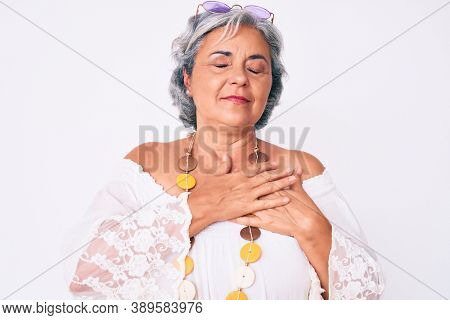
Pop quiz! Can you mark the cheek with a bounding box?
[192,70,224,97]
[254,78,272,103]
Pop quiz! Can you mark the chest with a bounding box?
[184,220,312,299]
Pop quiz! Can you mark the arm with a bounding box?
[62,161,192,299]
[306,224,386,300]
[293,217,331,300]
[188,198,217,238]
[298,152,385,300]
[294,151,331,299]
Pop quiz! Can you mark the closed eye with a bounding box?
[248,68,261,74]
[214,64,262,74]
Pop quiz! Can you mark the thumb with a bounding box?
[215,153,232,175]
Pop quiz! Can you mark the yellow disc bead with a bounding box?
[226,290,248,300]
[176,173,196,190]
[240,242,262,263]
[185,255,194,276]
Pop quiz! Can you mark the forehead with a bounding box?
[198,25,271,57]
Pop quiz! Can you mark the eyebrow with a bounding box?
[209,50,269,63]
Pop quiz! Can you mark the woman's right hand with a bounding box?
[187,155,298,237]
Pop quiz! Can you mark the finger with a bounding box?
[251,196,290,213]
[251,175,298,198]
[281,189,323,213]
[283,171,303,192]
[248,165,295,189]
[289,176,303,192]
[231,214,262,227]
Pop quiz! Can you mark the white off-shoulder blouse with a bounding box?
[61,158,385,300]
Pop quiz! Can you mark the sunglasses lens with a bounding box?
[203,1,231,13]
[244,5,271,20]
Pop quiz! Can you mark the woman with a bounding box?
[62,3,385,300]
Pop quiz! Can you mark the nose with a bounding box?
[227,65,249,87]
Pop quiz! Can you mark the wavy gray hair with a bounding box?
[169,9,287,130]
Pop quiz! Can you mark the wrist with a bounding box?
[187,197,217,238]
[292,218,332,246]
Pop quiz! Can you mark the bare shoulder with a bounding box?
[259,139,325,182]
[123,139,188,174]
[123,141,161,168]
[292,150,326,181]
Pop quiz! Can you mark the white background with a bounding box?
[0,0,448,299]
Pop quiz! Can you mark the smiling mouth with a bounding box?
[222,96,250,104]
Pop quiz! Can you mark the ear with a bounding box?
[182,67,192,93]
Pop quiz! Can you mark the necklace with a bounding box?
[176,129,269,300]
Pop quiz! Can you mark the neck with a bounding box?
[191,125,258,173]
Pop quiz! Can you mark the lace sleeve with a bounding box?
[63,177,192,300]
[307,225,386,300]
[303,170,386,300]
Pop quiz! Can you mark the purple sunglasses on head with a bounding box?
[196,1,274,23]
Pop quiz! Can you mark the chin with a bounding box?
[219,115,255,128]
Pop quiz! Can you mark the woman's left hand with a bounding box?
[230,172,332,246]
[230,170,333,299]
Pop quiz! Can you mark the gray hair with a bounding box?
[169,9,288,130]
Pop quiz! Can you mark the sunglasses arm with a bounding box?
[195,3,202,17]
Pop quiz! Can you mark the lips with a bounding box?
[222,95,250,104]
